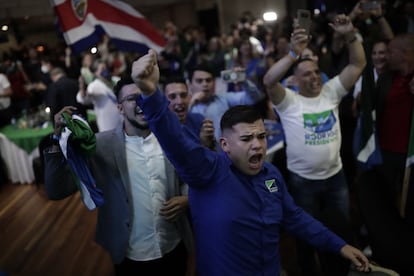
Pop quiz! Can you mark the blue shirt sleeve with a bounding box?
[137,90,220,187]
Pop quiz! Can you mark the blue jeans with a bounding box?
[288,169,352,276]
[288,169,350,221]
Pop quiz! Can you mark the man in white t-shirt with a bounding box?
[263,14,366,276]
[76,59,122,132]
[0,73,12,127]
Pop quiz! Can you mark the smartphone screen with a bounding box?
[360,1,379,11]
[297,9,311,34]
[220,69,246,83]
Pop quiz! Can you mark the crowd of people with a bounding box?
[1,0,413,275]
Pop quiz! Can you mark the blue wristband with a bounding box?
[289,50,299,60]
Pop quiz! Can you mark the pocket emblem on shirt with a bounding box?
[265,179,278,193]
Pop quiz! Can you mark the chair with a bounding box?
[32,133,53,186]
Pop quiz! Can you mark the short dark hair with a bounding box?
[163,75,187,88]
[113,76,134,101]
[220,105,263,132]
[188,63,215,81]
[292,57,315,74]
[372,39,389,48]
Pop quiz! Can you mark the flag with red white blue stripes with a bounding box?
[59,112,103,211]
[50,0,166,54]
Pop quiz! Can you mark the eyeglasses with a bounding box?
[118,94,138,104]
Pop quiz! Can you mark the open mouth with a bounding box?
[174,106,185,113]
[248,153,263,169]
[174,106,186,118]
[135,106,144,115]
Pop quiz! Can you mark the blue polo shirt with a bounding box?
[138,90,346,276]
[189,80,264,140]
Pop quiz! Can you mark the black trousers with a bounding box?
[115,241,187,276]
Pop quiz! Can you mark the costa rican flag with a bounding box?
[50,0,166,53]
[59,112,103,211]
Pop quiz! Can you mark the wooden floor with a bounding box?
[0,182,302,276]
[0,182,114,276]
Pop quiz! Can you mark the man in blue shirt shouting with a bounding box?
[131,49,370,276]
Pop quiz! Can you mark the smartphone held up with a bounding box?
[359,1,380,12]
[297,9,312,35]
[221,69,246,83]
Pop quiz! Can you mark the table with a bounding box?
[0,123,53,184]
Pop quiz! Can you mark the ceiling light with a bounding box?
[263,11,277,22]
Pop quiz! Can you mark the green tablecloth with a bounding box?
[0,123,54,154]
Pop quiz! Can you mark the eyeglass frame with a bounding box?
[118,94,139,104]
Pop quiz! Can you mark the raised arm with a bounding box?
[370,4,394,40]
[263,28,308,105]
[132,50,219,187]
[349,1,394,41]
[131,49,160,96]
[44,106,79,200]
[76,76,93,105]
[330,14,367,91]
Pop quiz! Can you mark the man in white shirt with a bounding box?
[264,14,366,276]
[45,76,194,275]
[76,59,122,132]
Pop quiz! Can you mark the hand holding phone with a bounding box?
[359,1,380,12]
[297,9,312,34]
[221,69,246,83]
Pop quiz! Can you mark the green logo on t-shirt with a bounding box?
[303,110,338,145]
[265,179,278,192]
